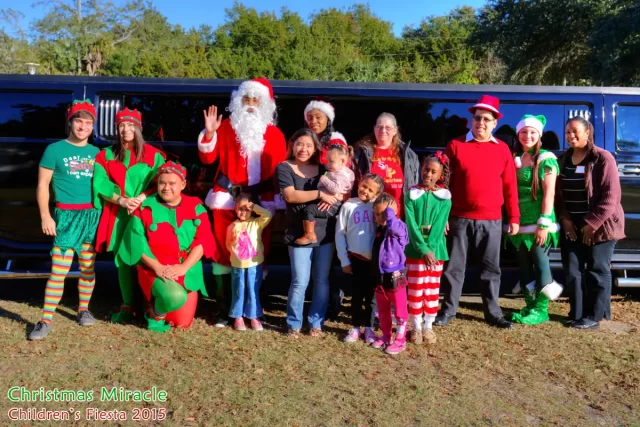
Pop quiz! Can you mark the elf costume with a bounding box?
[92,108,166,322]
[507,115,563,325]
[117,162,214,332]
[28,100,101,340]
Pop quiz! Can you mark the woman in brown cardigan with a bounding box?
[556,116,625,330]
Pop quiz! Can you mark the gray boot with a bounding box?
[77,310,96,326]
[28,321,52,340]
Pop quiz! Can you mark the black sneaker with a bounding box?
[28,321,52,340]
[77,310,96,326]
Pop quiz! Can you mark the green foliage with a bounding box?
[2,0,639,86]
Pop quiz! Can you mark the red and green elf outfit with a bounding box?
[117,162,215,332]
[92,108,166,322]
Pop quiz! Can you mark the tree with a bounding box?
[32,0,145,75]
[401,7,479,84]
[0,9,37,74]
[589,0,640,86]
[476,0,608,85]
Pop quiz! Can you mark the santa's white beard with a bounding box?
[230,104,269,157]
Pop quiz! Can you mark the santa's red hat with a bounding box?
[67,99,96,121]
[116,108,143,129]
[237,77,274,102]
[157,160,187,181]
[328,132,347,147]
[469,94,503,119]
[304,100,335,123]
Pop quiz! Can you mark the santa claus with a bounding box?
[197,78,287,327]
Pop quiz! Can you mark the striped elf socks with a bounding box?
[41,247,74,323]
[77,243,96,311]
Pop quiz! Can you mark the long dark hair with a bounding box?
[318,119,335,148]
[286,128,321,164]
[113,125,146,163]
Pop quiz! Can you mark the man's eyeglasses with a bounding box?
[375,125,395,132]
[473,115,495,124]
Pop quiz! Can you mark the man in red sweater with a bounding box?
[435,95,520,329]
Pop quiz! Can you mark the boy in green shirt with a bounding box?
[28,100,101,340]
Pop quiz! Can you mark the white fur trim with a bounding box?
[261,200,276,215]
[537,217,553,227]
[514,156,523,169]
[329,131,346,145]
[205,190,235,210]
[409,187,425,200]
[505,223,560,234]
[197,129,217,153]
[246,149,261,186]
[304,100,335,123]
[432,188,451,200]
[537,151,557,163]
[516,117,544,136]
[237,80,272,102]
[541,281,563,301]
[274,194,286,210]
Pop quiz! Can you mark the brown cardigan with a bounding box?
[555,146,625,243]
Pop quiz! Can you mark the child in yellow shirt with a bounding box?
[225,192,273,331]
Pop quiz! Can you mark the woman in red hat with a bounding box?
[93,107,166,323]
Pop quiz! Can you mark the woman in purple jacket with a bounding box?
[556,116,625,330]
[370,193,409,355]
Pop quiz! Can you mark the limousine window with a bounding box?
[0,92,69,139]
[616,104,640,152]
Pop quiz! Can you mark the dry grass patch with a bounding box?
[1,294,639,426]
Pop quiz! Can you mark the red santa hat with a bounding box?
[67,99,96,121]
[304,100,335,124]
[116,108,143,130]
[236,78,274,103]
[328,131,347,147]
[469,94,503,119]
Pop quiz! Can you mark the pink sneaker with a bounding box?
[385,322,407,355]
[343,328,360,343]
[371,334,391,349]
[250,318,263,331]
[364,327,376,344]
[233,318,247,331]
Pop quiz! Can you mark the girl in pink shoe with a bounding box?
[225,192,273,331]
[370,193,409,355]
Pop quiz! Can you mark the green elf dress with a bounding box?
[93,144,166,322]
[117,194,214,332]
[507,148,561,324]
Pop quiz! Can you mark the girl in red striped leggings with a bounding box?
[404,151,451,345]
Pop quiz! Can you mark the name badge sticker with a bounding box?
[575,165,585,174]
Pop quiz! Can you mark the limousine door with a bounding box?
[604,95,640,252]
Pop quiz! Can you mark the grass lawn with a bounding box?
[1,292,639,426]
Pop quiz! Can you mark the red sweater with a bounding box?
[444,134,520,223]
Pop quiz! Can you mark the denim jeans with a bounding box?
[286,243,335,330]
[229,264,263,319]
[561,236,616,321]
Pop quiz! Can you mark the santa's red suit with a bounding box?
[197,79,287,270]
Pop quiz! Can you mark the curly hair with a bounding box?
[422,154,450,189]
[373,192,395,207]
[317,119,335,148]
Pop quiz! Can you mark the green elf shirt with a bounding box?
[507,149,560,250]
[404,186,452,261]
[39,140,100,205]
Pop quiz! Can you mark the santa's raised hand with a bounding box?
[203,105,223,139]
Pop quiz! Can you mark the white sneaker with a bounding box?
[214,318,229,328]
[343,328,360,343]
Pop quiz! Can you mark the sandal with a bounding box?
[287,329,300,339]
[309,328,323,337]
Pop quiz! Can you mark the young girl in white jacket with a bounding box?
[335,173,384,343]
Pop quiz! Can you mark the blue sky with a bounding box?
[1,0,486,36]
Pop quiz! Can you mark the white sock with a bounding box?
[424,315,435,330]
[410,314,422,330]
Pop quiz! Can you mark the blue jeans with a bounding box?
[229,264,263,319]
[286,243,335,330]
